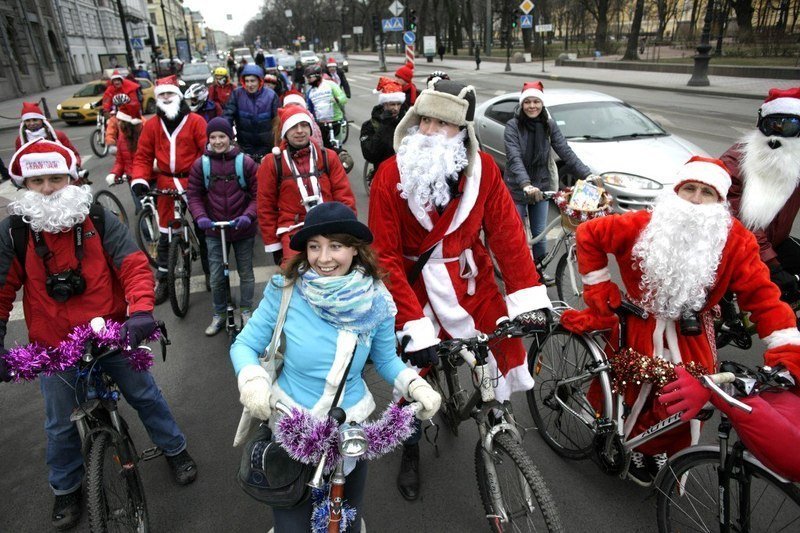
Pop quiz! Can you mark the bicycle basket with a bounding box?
[554,187,612,233]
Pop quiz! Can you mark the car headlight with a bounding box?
[56,104,62,111]
[82,102,93,110]
[601,172,663,190]
[343,60,348,67]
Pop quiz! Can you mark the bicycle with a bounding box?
[95,174,129,228]
[135,190,161,267]
[211,220,241,344]
[655,362,800,532]
[90,104,109,158]
[164,191,202,318]
[421,317,564,532]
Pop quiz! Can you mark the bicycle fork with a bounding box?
[219,225,237,334]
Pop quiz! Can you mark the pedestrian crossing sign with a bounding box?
[382,17,405,32]
[520,15,533,29]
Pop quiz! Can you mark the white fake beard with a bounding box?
[8,184,93,233]
[396,127,468,217]
[739,129,800,230]
[25,127,48,140]
[632,192,732,320]
[156,97,181,120]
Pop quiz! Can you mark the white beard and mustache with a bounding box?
[156,96,182,120]
[396,127,469,217]
[739,129,800,230]
[8,184,94,233]
[632,192,732,320]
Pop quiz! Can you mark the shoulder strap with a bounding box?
[234,153,246,190]
[89,203,105,240]
[202,155,211,189]
[331,344,357,410]
[9,215,28,270]
[263,283,293,362]
[320,146,329,175]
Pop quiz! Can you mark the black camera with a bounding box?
[46,269,86,303]
[679,309,702,336]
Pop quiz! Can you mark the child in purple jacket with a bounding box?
[187,117,260,336]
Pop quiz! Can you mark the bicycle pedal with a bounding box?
[140,447,163,461]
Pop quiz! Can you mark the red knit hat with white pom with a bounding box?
[673,156,731,201]
[760,87,800,117]
[9,139,79,187]
[394,63,414,84]
[374,77,405,104]
[519,81,545,105]
[278,105,312,139]
[327,57,337,67]
[281,90,307,108]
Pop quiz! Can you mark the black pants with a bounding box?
[776,237,800,277]
[318,121,341,150]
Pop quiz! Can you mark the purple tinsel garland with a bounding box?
[274,403,417,470]
[1,320,159,382]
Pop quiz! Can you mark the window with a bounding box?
[6,17,28,75]
[485,99,517,125]
[150,13,157,25]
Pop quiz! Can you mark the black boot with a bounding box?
[154,279,168,305]
[397,443,420,501]
[52,488,82,530]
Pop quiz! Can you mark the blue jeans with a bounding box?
[516,201,549,262]
[40,352,186,494]
[206,235,255,315]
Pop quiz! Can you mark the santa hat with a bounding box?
[374,77,405,105]
[116,102,143,125]
[281,90,307,108]
[395,63,414,84]
[673,156,731,201]
[110,69,125,81]
[327,57,337,67]
[154,75,180,96]
[278,105,312,139]
[394,78,479,175]
[760,87,800,117]
[264,73,278,84]
[20,102,46,121]
[9,139,79,187]
[519,81,545,105]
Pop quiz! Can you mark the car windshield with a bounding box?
[75,84,105,97]
[300,51,315,57]
[183,64,209,75]
[550,101,666,140]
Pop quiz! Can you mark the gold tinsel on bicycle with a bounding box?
[609,347,706,396]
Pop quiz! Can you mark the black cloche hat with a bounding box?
[289,202,373,251]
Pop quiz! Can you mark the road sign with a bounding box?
[130,37,144,50]
[342,34,352,39]
[519,0,534,14]
[403,31,416,44]
[353,26,363,35]
[535,23,553,32]
[388,0,404,16]
[382,17,404,32]
[520,15,533,29]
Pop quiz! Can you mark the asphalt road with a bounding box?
[0,60,778,532]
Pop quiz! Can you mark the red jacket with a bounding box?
[102,79,141,113]
[131,112,207,183]
[208,83,234,108]
[16,128,82,167]
[0,210,154,347]
[257,142,356,253]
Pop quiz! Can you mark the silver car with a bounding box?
[474,89,707,211]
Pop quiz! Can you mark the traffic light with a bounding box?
[372,14,381,34]
[512,9,521,28]
[409,9,417,31]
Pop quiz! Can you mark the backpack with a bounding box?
[202,153,246,191]
[9,203,106,270]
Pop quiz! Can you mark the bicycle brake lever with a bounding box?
[157,321,170,362]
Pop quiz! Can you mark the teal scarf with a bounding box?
[297,268,397,335]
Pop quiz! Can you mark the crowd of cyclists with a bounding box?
[0,46,799,532]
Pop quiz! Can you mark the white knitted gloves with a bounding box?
[407,378,442,420]
[237,365,272,421]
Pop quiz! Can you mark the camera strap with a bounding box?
[31,223,84,274]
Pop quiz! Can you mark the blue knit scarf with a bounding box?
[298,268,397,335]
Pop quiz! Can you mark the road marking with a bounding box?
[83,155,93,163]
[349,122,361,131]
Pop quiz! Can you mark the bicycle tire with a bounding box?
[475,432,564,532]
[94,190,129,228]
[362,161,374,196]
[527,329,603,459]
[135,208,159,268]
[86,432,150,532]
[340,120,349,144]
[555,252,585,310]
[655,449,800,533]
[91,129,108,158]
[167,235,192,317]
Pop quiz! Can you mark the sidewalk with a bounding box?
[0,83,85,132]
[349,53,794,100]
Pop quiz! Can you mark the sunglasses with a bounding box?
[758,114,800,138]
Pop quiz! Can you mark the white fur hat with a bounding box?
[673,156,731,201]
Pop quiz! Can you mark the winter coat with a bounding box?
[0,209,154,347]
[16,127,82,167]
[187,145,259,241]
[109,118,145,178]
[503,111,591,203]
[306,80,347,123]
[272,108,324,149]
[102,78,141,113]
[223,86,279,158]
[360,104,403,166]
[208,82,234,108]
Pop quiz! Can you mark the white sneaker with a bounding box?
[241,309,252,326]
[205,315,224,336]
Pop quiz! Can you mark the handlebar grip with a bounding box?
[615,301,648,320]
[708,372,736,385]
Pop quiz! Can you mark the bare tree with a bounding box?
[732,0,755,42]
[623,0,646,59]
[653,0,680,40]
[580,0,612,51]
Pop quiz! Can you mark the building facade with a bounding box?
[146,0,184,61]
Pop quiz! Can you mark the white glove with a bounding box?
[237,365,272,421]
[105,173,117,186]
[407,378,441,420]
[108,145,118,155]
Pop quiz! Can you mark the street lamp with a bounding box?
[687,0,714,87]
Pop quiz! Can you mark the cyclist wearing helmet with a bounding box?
[105,95,146,211]
[305,65,347,150]
[224,64,279,162]
[185,83,222,123]
[425,70,450,84]
[102,69,141,114]
[104,93,134,155]
[208,67,234,108]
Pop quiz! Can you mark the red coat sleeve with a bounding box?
[102,85,114,112]
[131,119,158,184]
[256,154,281,252]
[575,211,647,276]
[325,148,356,213]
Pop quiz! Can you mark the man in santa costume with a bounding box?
[257,105,355,266]
[368,78,552,500]
[720,87,800,303]
[131,75,208,304]
[102,69,142,114]
[16,102,82,167]
[360,77,407,172]
[566,156,800,486]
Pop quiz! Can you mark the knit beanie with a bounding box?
[207,117,234,140]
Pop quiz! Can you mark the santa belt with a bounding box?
[156,170,190,179]
[404,248,478,296]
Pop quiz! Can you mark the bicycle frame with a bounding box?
[212,221,238,336]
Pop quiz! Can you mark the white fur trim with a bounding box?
[447,153,482,236]
[270,380,376,424]
[159,115,187,174]
[16,151,71,179]
[505,285,553,319]
[378,92,405,104]
[129,177,149,189]
[283,94,306,108]
[674,160,731,200]
[397,316,439,351]
[154,84,180,96]
[264,242,283,253]
[21,111,46,121]
[271,146,281,156]
[394,368,420,399]
[519,88,545,105]
[581,267,611,285]
[280,112,312,139]
[761,97,800,117]
[116,111,142,125]
[763,327,800,349]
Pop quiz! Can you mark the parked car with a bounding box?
[232,47,252,62]
[276,53,297,70]
[56,78,156,125]
[181,62,212,87]
[299,50,319,66]
[474,89,707,211]
[323,52,349,72]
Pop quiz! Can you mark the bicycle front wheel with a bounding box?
[527,329,603,459]
[555,252,585,310]
[86,432,149,532]
[656,449,800,532]
[362,161,374,196]
[135,208,159,267]
[91,129,108,158]
[95,190,129,228]
[475,432,564,532]
[167,235,192,317]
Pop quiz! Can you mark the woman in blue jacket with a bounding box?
[230,202,441,533]
[223,64,279,162]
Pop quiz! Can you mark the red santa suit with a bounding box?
[17,102,82,167]
[102,73,141,113]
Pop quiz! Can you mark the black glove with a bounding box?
[769,264,799,302]
[119,311,158,349]
[515,309,553,333]
[400,336,440,368]
[272,250,284,266]
[131,183,149,198]
[0,350,13,382]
